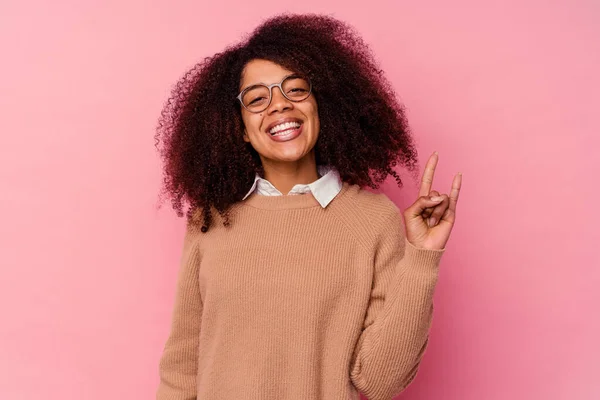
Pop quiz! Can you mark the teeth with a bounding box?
[269,121,301,134]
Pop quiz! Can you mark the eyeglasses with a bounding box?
[236,74,312,113]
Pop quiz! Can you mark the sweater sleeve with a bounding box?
[156,220,203,400]
[349,206,445,400]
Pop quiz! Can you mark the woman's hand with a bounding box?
[403,151,462,250]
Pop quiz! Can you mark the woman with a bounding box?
[155,13,462,400]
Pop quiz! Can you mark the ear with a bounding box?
[243,128,250,143]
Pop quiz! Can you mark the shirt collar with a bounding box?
[242,165,343,208]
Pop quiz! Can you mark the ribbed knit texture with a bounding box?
[156,182,445,400]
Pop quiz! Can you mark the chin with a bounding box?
[264,148,310,163]
[271,154,306,163]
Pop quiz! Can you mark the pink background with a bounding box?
[1,1,598,399]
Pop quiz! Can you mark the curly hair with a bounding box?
[154,12,420,233]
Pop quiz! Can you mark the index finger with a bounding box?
[418,151,439,198]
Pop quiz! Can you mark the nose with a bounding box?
[267,86,292,113]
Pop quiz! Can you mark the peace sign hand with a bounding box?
[403,152,462,250]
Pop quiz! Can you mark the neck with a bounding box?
[260,152,319,195]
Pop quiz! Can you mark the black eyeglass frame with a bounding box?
[236,74,313,113]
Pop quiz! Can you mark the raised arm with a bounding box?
[350,152,461,399]
[349,206,445,400]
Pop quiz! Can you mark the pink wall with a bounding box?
[1,1,598,399]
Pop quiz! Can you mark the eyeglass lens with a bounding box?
[241,76,311,112]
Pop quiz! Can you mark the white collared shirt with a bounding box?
[242,165,343,208]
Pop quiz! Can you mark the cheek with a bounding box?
[242,114,264,133]
[252,113,264,128]
[309,105,319,131]
[308,102,319,123]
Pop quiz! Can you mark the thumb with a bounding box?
[405,195,444,217]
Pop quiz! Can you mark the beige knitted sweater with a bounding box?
[156,182,445,400]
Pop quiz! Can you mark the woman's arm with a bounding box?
[156,221,203,400]
[350,208,445,400]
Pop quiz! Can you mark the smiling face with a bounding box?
[239,59,320,168]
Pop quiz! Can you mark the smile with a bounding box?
[268,123,303,142]
[269,121,302,135]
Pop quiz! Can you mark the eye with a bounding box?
[249,97,267,105]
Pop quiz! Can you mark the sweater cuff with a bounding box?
[401,237,446,273]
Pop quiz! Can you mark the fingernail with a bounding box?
[430,196,443,201]
[429,217,436,227]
